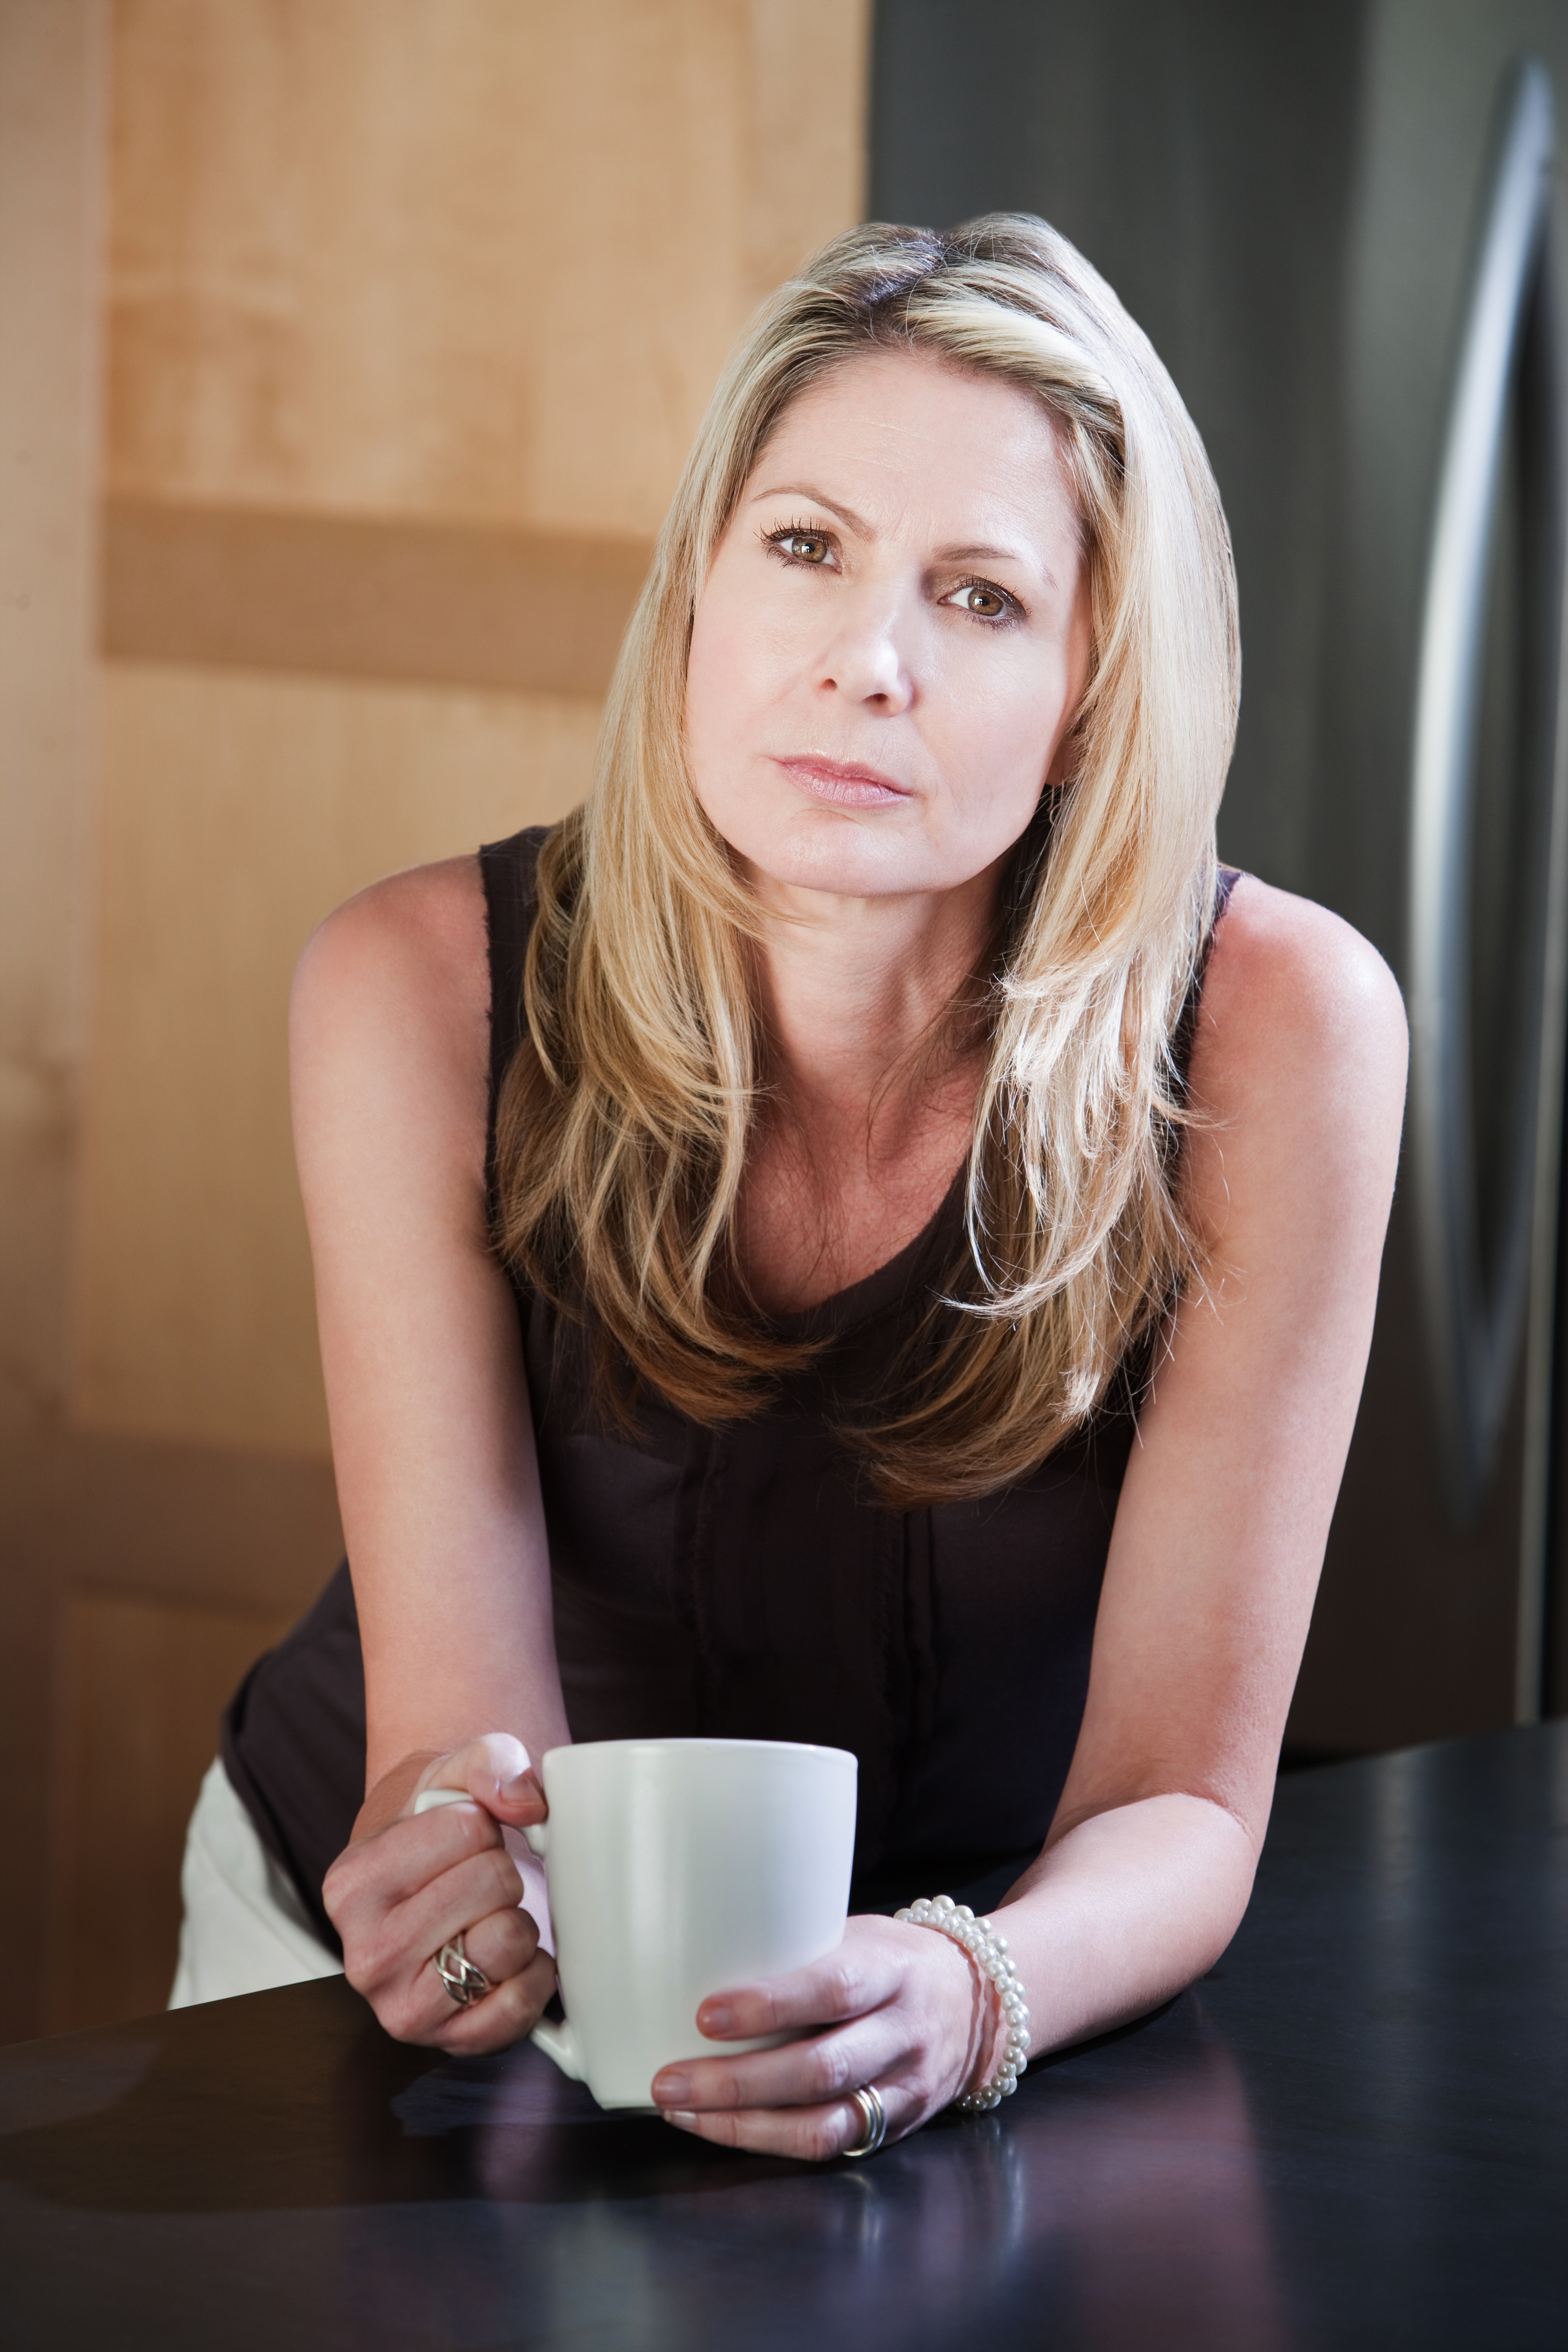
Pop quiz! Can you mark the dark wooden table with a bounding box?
[2,1724,1564,2351]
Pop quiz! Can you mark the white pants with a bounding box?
[169,1757,344,2007]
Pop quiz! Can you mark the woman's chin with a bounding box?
[714,806,945,903]
[739,828,1009,915]
[742,843,948,908]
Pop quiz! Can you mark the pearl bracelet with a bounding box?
[894,1893,1031,2112]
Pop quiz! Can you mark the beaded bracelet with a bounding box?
[895,1893,1031,2112]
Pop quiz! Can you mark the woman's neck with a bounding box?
[733,861,999,1311]
[751,861,998,1134]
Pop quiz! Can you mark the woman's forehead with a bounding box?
[744,348,1078,546]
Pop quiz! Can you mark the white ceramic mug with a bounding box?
[416,1736,857,2109]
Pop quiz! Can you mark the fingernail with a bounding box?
[501,1769,539,1801]
[662,2110,698,2132]
[653,2072,691,2106]
[700,2002,733,2034]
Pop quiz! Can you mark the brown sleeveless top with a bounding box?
[224,831,1237,1947]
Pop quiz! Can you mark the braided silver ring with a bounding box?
[434,1931,491,2007]
[842,2081,888,2159]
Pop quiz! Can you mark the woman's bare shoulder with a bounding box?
[1195,872,1407,1118]
[294,854,488,1024]
[291,856,492,1179]
[1183,873,1407,1265]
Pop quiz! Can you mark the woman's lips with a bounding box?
[774,755,911,809]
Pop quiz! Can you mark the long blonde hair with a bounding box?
[495,214,1239,1507]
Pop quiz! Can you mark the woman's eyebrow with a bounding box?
[937,539,1033,567]
[938,539,1063,594]
[749,482,868,531]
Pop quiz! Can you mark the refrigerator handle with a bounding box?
[1408,60,1558,1523]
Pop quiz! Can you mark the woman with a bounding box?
[176,215,1406,2159]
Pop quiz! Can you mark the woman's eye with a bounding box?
[950,582,1010,619]
[777,530,830,563]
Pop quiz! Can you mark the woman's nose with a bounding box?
[816,591,915,713]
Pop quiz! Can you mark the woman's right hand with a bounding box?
[322,1732,557,2054]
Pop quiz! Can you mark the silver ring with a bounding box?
[434,1931,491,2007]
[842,2081,887,2159]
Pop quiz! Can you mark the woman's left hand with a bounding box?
[650,1912,1004,2158]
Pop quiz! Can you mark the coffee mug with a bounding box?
[416,1736,857,2108]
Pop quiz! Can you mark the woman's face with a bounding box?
[685,348,1091,910]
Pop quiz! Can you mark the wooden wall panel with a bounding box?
[10,0,867,2040]
[0,0,103,1426]
[0,0,108,2042]
[100,500,655,696]
[106,0,867,536]
[741,0,875,304]
[46,1587,294,2032]
[74,663,598,1452]
[76,0,870,1463]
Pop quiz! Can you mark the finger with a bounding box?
[412,1908,542,2036]
[441,1898,541,1989]
[692,1939,904,2042]
[330,1801,518,1922]
[412,1734,545,1827]
[382,1900,548,2044]
[661,2087,907,2163]
[388,1843,529,1966]
[420,1943,559,2058]
[651,2014,905,2117]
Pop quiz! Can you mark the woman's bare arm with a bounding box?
[292,854,566,2049]
[980,872,1409,2043]
[291,854,569,1791]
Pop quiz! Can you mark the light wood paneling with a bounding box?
[46,1587,294,2032]
[0,0,108,2043]
[102,499,654,695]
[12,0,868,2043]
[79,0,869,1462]
[107,0,868,536]
[74,663,598,1452]
[741,0,873,304]
[0,0,103,1416]
[19,1429,341,1617]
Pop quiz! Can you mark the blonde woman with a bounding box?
[178,216,1406,2158]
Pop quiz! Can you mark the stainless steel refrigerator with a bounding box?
[870,0,1568,1752]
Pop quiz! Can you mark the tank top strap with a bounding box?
[479,824,549,1197]
[1169,862,1242,1094]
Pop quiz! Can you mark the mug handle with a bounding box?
[413,1792,580,2079]
[527,2014,583,2079]
[514,1818,582,2074]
